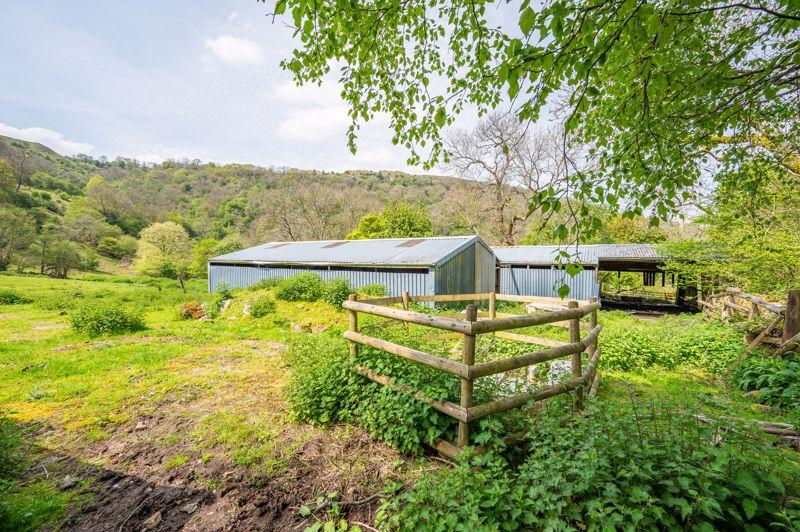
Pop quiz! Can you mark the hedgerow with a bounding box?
[378,398,800,530]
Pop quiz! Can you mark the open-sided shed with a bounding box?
[208,235,496,297]
[494,244,672,303]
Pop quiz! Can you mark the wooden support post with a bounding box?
[458,305,477,448]
[568,300,583,412]
[488,292,496,320]
[347,294,359,364]
[402,290,410,330]
[783,290,800,343]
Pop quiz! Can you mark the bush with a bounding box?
[178,301,205,319]
[246,278,283,291]
[0,290,32,305]
[600,325,660,371]
[207,283,233,318]
[322,278,352,308]
[359,283,387,297]
[248,295,277,318]
[275,273,324,302]
[732,356,800,411]
[379,399,800,530]
[68,304,145,337]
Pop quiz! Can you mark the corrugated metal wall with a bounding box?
[435,244,475,295]
[499,267,599,300]
[475,242,497,293]
[208,264,434,297]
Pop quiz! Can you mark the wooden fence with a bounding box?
[701,288,800,356]
[342,292,602,458]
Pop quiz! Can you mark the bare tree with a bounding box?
[444,113,570,245]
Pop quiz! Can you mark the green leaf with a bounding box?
[742,498,757,520]
[519,7,536,35]
[434,108,446,128]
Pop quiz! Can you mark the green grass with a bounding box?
[0,272,796,528]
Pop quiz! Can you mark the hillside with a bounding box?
[0,134,500,245]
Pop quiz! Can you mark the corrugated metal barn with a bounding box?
[208,235,497,297]
[494,244,665,301]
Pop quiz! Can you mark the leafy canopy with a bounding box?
[269,0,799,236]
[346,201,433,239]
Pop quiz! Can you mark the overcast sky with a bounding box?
[1,0,517,172]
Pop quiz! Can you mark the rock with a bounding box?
[242,304,251,317]
[180,501,199,514]
[142,510,162,530]
[61,475,77,489]
[311,324,329,333]
[199,316,213,322]
[219,299,233,314]
[134,421,148,431]
[744,390,760,398]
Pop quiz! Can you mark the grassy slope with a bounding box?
[0,273,793,529]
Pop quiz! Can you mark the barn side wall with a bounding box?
[475,242,497,293]
[208,264,434,297]
[499,267,599,300]
[434,244,476,295]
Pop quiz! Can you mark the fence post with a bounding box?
[784,290,800,342]
[458,304,478,448]
[489,292,496,320]
[347,294,359,364]
[402,290,410,311]
[568,300,583,411]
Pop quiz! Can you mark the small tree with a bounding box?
[347,202,433,239]
[135,222,192,290]
[0,158,14,192]
[0,206,36,271]
[190,238,244,278]
[43,241,83,278]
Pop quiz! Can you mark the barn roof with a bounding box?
[493,244,665,266]
[209,235,489,268]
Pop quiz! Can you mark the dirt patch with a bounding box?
[59,412,426,531]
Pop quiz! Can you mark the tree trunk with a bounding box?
[178,275,186,292]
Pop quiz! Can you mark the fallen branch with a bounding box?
[693,414,799,449]
[772,330,800,357]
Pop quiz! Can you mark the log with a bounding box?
[494,331,569,347]
[723,300,749,313]
[352,365,467,422]
[744,314,784,352]
[471,302,601,334]
[431,438,463,460]
[358,296,404,305]
[588,371,601,398]
[347,294,359,363]
[344,331,469,378]
[408,293,493,302]
[773,330,800,357]
[733,290,784,315]
[342,300,472,334]
[468,325,600,379]
[458,305,478,448]
[783,290,800,342]
[569,301,583,412]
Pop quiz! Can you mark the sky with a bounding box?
[0,0,508,172]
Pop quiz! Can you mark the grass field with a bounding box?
[0,272,795,530]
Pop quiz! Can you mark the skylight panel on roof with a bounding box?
[266,243,290,249]
[397,238,425,248]
[322,241,349,248]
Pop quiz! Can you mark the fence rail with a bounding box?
[342,291,602,458]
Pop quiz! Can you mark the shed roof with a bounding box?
[493,244,665,266]
[209,235,489,268]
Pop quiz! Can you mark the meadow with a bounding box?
[1,272,798,530]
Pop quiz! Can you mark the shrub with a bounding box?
[0,290,32,305]
[732,356,800,411]
[379,399,800,530]
[178,301,205,319]
[322,278,351,308]
[359,283,387,297]
[248,295,277,318]
[599,325,660,371]
[68,304,145,337]
[207,283,233,318]
[275,273,324,302]
[246,278,283,291]
[665,320,744,373]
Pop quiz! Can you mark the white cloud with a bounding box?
[227,11,239,21]
[0,123,94,155]
[278,105,351,141]
[203,36,263,66]
[272,80,343,107]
